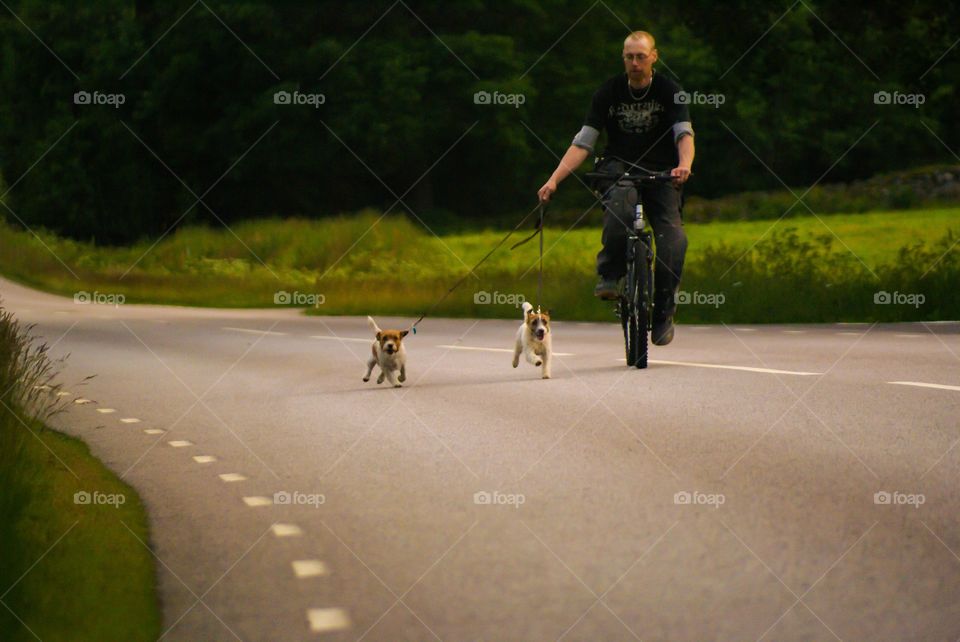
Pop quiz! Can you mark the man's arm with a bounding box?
[537,145,591,202]
[672,134,694,184]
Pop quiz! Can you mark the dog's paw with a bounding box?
[535,360,543,367]
[512,360,519,368]
[362,376,369,382]
[394,383,402,388]
[542,373,551,379]
[376,375,385,384]
[398,374,406,383]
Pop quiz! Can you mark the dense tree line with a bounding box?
[1,0,957,243]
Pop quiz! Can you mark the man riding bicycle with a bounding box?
[538,30,694,346]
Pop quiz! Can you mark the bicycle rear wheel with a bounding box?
[623,250,643,367]
[634,236,651,369]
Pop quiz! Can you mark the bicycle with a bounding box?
[586,163,674,369]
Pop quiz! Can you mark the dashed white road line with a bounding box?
[271,523,303,537]
[437,344,575,357]
[292,560,328,578]
[97,408,116,414]
[168,440,193,448]
[193,455,217,464]
[223,326,288,336]
[219,473,248,483]
[144,429,165,435]
[307,608,351,633]
[120,417,141,424]
[889,381,960,392]
[894,334,923,338]
[242,496,272,507]
[56,391,72,397]
[310,335,369,343]
[620,359,822,376]
[74,398,93,404]
[782,330,807,334]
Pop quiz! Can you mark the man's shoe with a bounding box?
[594,277,619,300]
[652,316,675,346]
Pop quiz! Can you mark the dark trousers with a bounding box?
[595,162,688,320]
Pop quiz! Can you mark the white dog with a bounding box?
[512,301,551,379]
[363,316,408,387]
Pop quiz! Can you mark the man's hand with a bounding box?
[538,179,558,202]
[671,165,692,186]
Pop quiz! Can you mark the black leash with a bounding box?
[408,202,547,334]
[509,202,546,312]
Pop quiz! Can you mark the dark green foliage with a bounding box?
[1,1,957,243]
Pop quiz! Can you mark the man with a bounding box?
[538,30,694,346]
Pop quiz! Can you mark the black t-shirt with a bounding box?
[584,72,690,170]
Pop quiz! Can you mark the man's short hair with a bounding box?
[624,31,656,49]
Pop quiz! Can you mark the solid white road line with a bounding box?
[222,326,288,336]
[889,381,960,392]
[619,358,823,376]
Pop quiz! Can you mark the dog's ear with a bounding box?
[400,330,409,338]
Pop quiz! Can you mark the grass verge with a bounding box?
[0,305,161,641]
[0,207,957,323]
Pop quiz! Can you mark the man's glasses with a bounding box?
[622,53,650,62]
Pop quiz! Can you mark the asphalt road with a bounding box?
[3,275,959,641]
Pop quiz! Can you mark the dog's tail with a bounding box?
[367,316,381,334]
[521,301,533,317]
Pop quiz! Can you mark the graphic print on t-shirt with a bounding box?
[610,101,664,135]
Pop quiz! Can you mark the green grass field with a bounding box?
[0,206,957,322]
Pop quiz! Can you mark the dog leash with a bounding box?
[408,202,546,335]
[509,202,546,313]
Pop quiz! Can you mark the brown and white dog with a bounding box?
[512,301,551,379]
[363,316,408,387]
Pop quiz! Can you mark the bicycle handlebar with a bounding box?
[584,169,675,183]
